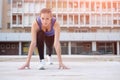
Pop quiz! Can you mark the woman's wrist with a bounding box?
[59,60,63,64]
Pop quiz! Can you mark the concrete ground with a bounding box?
[0,55,120,80]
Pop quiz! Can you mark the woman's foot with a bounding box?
[39,59,46,70]
[46,55,53,65]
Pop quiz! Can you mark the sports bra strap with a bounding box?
[51,17,56,28]
[36,17,42,30]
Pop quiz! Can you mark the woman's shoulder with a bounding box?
[32,20,38,26]
[53,20,60,29]
[31,20,39,31]
[51,17,56,23]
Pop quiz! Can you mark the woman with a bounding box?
[19,8,68,70]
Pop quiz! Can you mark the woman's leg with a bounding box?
[37,30,45,61]
[45,35,54,56]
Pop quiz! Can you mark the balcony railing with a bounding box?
[0,32,120,41]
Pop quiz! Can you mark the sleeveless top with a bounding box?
[36,16,56,36]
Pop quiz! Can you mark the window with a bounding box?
[118,2,120,12]
[69,15,73,25]
[113,20,117,25]
[7,23,10,29]
[102,14,107,25]
[96,2,100,11]
[91,2,95,11]
[107,2,111,11]
[96,14,101,25]
[11,44,15,49]
[113,14,118,25]
[58,15,62,25]
[63,1,67,10]
[80,1,84,8]
[12,15,22,25]
[61,0,67,11]
[35,3,40,13]
[86,2,89,11]
[24,16,29,25]
[74,1,78,8]
[24,3,29,13]
[0,44,5,49]
[52,1,56,8]
[107,14,112,25]
[18,1,22,8]
[12,15,16,24]
[113,2,117,11]
[86,15,89,24]
[91,14,95,25]
[29,3,34,13]
[69,1,73,11]
[6,44,10,49]
[118,20,120,25]
[80,15,84,25]
[102,2,106,11]
[69,2,73,8]
[57,1,62,8]
[97,42,114,54]
[80,1,84,11]
[18,15,22,24]
[60,42,68,55]
[74,15,78,25]
[40,0,45,8]
[29,16,34,25]
[63,15,67,25]
[12,0,17,7]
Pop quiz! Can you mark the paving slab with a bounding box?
[0,61,120,80]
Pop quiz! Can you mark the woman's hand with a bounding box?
[18,63,30,70]
[59,63,69,69]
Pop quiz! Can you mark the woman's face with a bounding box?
[40,13,52,27]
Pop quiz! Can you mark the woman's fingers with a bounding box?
[18,64,30,70]
[58,64,70,70]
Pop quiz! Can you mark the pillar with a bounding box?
[68,41,71,55]
[92,41,96,51]
[19,42,22,55]
[117,41,120,55]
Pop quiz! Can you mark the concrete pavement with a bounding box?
[0,55,120,80]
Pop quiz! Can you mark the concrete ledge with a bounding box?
[0,55,120,62]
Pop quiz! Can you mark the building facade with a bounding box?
[0,0,120,55]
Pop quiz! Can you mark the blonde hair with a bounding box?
[40,8,52,16]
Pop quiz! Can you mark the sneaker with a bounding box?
[39,59,45,70]
[46,55,53,65]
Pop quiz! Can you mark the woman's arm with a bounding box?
[54,21,68,69]
[25,20,38,64]
[19,20,39,70]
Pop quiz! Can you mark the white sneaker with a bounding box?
[46,55,53,65]
[39,59,45,70]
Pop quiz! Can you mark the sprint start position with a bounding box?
[19,8,69,70]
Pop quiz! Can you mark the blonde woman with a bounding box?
[19,8,68,70]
